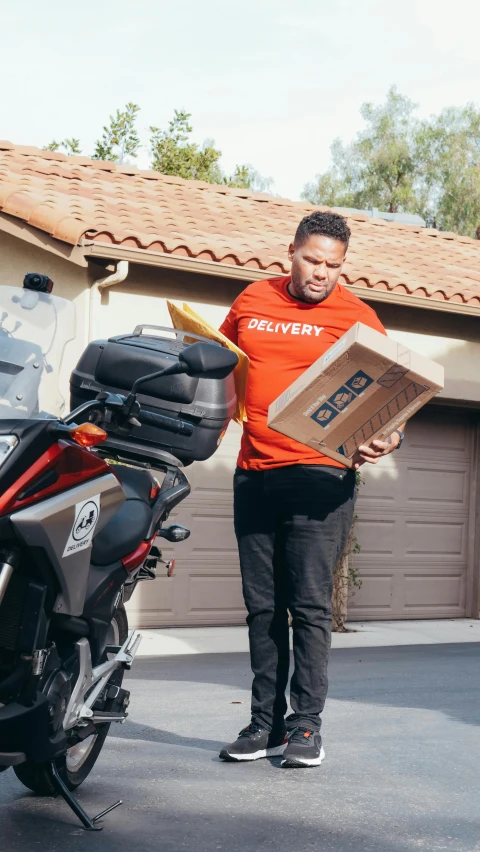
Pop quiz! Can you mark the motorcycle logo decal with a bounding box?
[63,495,100,558]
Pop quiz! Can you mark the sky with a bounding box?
[3,0,480,201]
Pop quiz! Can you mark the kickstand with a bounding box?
[48,760,122,831]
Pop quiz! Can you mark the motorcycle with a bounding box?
[0,273,237,830]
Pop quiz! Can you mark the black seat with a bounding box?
[112,465,155,503]
[92,466,154,566]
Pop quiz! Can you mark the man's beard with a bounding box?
[290,277,333,303]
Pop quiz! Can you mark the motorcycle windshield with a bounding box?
[0,286,76,420]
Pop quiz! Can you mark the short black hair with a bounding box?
[294,211,351,249]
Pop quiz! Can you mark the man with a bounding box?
[218,211,405,768]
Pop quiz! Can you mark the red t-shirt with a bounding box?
[220,275,387,471]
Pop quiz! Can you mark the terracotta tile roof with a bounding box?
[1,141,480,309]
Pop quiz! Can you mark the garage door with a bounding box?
[348,408,476,620]
[127,408,476,628]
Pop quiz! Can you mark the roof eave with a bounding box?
[0,212,88,267]
[81,240,480,318]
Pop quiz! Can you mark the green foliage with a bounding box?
[93,102,141,163]
[303,87,420,214]
[416,105,480,236]
[150,110,271,190]
[43,105,270,190]
[226,164,273,192]
[43,138,82,156]
[303,88,480,238]
[149,110,223,182]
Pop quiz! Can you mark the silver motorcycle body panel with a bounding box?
[11,473,125,616]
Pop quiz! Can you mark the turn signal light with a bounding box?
[69,423,108,447]
[150,477,161,500]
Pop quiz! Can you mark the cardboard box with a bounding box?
[268,322,444,468]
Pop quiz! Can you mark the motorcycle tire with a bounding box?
[14,604,129,796]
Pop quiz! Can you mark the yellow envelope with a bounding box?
[166,300,249,424]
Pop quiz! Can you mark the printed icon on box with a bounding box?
[328,386,355,411]
[344,370,374,395]
[311,403,339,426]
[352,377,367,390]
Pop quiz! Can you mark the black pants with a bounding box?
[234,464,356,732]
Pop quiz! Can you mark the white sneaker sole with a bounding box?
[220,743,288,761]
[281,746,326,768]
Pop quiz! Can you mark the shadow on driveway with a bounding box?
[125,643,480,730]
[3,786,480,852]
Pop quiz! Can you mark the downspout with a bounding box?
[88,260,129,342]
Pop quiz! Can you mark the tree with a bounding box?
[303,87,421,214]
[302,88,480,239]
[43,138,82,156]
[150,109,271,189]
[42,105,271,191]
[416,105,480,236]
[226,164,273,192]
[150,110,223,182]
[93,102,141,163]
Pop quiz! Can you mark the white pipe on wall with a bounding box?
[88,260,129,341]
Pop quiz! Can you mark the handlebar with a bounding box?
[137,409,194,437]
[64,393,195,438]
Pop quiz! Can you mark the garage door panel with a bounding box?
[186,568,245,617]
[404,571,465,610]
[405,520,467,557]
[186,464,235,495]
[356,517,468,563]
[355,460,400,504]
[348,572,395,611]
[405,411,471,456]
[358,461,470,515]
[406,467,468,507]
[188,514,237,554]
[349,566,466,619]
[354,519,396,554]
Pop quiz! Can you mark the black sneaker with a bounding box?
[219,721,288,762]
[281,728,325,768]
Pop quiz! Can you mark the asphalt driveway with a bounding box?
[1,643,479,852]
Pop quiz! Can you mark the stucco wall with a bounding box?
[90,263,241,342]
[374,302,480,405]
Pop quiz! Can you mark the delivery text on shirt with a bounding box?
[247,319,324,336]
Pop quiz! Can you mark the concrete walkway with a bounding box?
[135,618,480,656]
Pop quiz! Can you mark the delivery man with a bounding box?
[218,211,405,768]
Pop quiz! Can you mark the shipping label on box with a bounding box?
[267,323,444,468]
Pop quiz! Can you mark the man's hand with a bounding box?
[352,431,402,470]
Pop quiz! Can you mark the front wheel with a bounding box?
[14,605,129,796]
